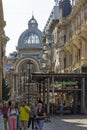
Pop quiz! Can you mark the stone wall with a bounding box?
[0,0,9,100]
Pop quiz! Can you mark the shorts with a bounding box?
[19,120,28,129]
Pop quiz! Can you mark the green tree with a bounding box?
[2,78,10,101]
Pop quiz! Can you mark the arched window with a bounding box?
[24,33,40,44]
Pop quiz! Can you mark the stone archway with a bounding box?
[14,56,40,73]
[10,56,41,102]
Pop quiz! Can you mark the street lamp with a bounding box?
[27,60,33,105]
[47,30,55,114]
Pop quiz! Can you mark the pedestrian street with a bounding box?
[29,115,87,130]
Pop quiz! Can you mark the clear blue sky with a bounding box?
[3,0,55,55]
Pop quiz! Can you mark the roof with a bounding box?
[32,72,87,81]
[17,16,42,50]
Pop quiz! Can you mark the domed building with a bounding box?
[6,16,43,102]
[17,15,42,54]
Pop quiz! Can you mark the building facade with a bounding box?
[42,0,87,114]
[0,0,9,100]
[6,16,43,102]
[5,0,87,113]
[54,0,87,73]
[42,0,87,73]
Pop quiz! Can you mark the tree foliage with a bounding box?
[2,78,10,101]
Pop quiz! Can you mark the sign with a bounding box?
[55,81,78,86]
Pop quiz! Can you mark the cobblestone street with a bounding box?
[29,115,87,130]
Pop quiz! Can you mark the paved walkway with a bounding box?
[29,115,87,130]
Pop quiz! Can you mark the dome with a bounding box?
[17,16,42,50]
[28,15,38,26]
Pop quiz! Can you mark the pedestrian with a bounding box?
[2,101,9,130]
[35,101,46,130]
[8,102,18,130]
[28,103,36,130]
[19,101,31,130]
[0,100,4,130]
[34,103,38,130]
[60,103,64,115]
[15,102,19,130]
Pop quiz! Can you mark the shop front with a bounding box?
[32,73,87,115]
[54,80,81,114]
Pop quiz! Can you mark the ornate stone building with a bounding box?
[42,0,87,73]
[42,1,59,72]
[42,0,87,114]
[6,16,42,102]
[54,0,87,73]
[0,0,9,100]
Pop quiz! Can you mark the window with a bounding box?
[24,33,40,44]
[64,35,66,43]
[30,20,36,24]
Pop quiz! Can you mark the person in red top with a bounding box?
[2,101,9,130]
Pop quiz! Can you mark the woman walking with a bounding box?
[8,102,18,130]
[35,102,46,130]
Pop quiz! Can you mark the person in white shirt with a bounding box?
[8,102,18,130]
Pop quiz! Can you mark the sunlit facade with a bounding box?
[54,0,87,73]
[42,0,87,73]
[42,0,87,114]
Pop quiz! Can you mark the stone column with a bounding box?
[47,78,50,115]
[81,77,85,114]
[81,40,86,59]
[84,77,87,114]
[0,69,2,100]
[43,81,45,105]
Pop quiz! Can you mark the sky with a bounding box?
[3,0,55,56]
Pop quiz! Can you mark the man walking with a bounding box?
[28,103,37,130]
[19,101,31,130]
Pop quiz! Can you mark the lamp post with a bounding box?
[23,72,26,100]
[27,60,33,105]
[47,30,55,114]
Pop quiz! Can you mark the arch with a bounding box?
[13,57,40,73]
